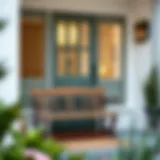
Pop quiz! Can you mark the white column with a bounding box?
[0,0,20,104]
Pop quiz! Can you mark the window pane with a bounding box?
[80,22,89,46]
[98,23,122,80]
[68,21,78,46]
[80,51,89,76]
[57,21,67,46]
[68,50,78,75]
[57,49,66,76]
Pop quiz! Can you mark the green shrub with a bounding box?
[11,129,65,160]
[144,67,158,107]
[68,153,85,160]
[0,23,84,159]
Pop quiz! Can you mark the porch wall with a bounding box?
[132,0,153,108]
[22,0,129,14]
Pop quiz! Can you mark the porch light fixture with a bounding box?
[134,20,149,44]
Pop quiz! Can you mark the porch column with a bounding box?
[152,0,160,105]
[0,0,20,104]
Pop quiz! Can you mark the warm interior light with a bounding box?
[69,22,78,46]
[57,21,66,46]
[98,23,121,80]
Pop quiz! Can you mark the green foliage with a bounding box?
[140,145,154,160]
[0,20,7,80]
[11,129,84,160]
[68,153,84,160]
[144,67,158,107]
[0,102,20,143]
[0,144,24,160]
[0,20,6,31]
[39,138,64,160]
[0,62,7,80]
[0,60,83,160]
[116,130,156,160]
[25,129,64,160]
[116,143,154,160]
[10,129,65,160]
[0,44,23,159]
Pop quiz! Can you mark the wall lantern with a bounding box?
[134,20,149,44]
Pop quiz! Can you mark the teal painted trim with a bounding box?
[90,18,97,86]
[21,11,54,88]
[44,13,55,87]
[22,10,46,17]
[55,77,91,86]
[53,16,95,86]
[54,12,125,22]
[121,19,127,103]
[21,79,45,106]
[52,14,57,87]
[21,11,46,107]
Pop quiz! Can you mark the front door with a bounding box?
[54,15,125,98]
[54,16,96,86]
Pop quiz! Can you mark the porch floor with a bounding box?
[59,137,118,151]
[53,130,118,151]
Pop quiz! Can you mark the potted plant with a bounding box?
[144,67,159,129]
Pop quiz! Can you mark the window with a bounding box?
[21,18,44,78]
[98,23,122,80]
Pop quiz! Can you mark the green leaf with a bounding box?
[144,67,158,106]
[0,103,20,143]
[0,62,7,80]
[0,20,6,31]
[68,153,85,160]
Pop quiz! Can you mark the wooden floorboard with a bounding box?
[59,137,118,151]
[53,130,118,151]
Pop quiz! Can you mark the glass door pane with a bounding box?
[68,49,79,76]
[80,51,89,76]
[98,23,122,80]
[80,22,89,46]
[57,49,67,76]
[57,21,67,47]
[79,22,90,76]
[68,21,78,46]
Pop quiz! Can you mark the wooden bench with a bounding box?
[31,87,107,134]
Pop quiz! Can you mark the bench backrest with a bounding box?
[31,87,104,96]
[31,87,105,122]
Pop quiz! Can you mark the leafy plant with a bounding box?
[144,67,158,107]
[0,21,24,159]
[25,129,64,160]
[0,20,6,30]
[11,129,84,160]
[68,153,84,160]
[0,102,20,143]
[0,20,7,80]
[116,129,156,160]
[0,62,7,80]
[0,20,84,160]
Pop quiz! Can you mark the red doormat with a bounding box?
[53,129,115,140]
